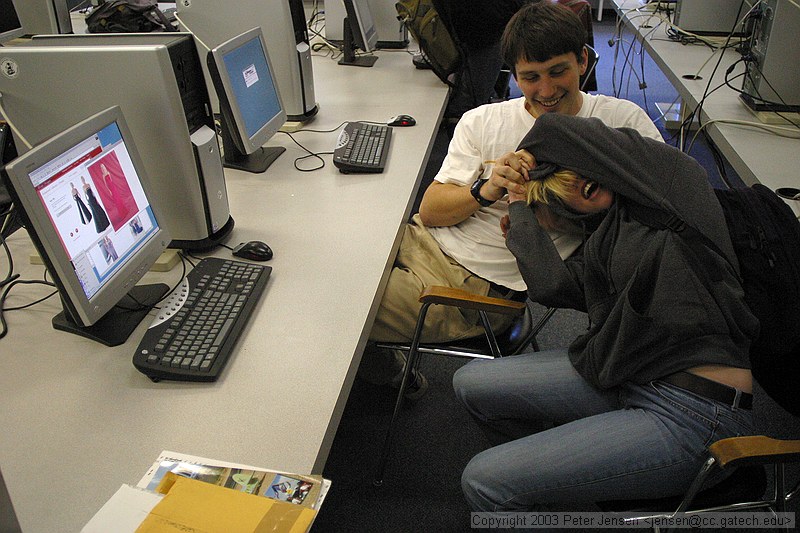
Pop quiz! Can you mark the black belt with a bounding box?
[659,371,753,410]
[488,282,527,302]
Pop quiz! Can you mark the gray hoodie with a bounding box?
[506,113,758,389]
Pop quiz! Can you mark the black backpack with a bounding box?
[629,184,800,416]
[86,0,176,34]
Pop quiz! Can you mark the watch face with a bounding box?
[471,179,493,206]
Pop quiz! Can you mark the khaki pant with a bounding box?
[360,215,517,384]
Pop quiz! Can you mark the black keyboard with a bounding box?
[133,257,271,382]
[333,121,392,173]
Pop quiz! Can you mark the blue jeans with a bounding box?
[453,349,755,511]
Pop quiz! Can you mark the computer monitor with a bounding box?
[339,0,379,67]
[206,27,287,173]
[12,0,72,35]
[0,0,24,43]
[1,106,171,346]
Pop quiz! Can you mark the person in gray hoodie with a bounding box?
[454,113,759,511]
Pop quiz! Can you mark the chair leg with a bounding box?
[374,302,432,486]
[514,306,558,355]
[478,310,502,358]
[664,457,717,533]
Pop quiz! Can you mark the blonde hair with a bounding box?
[525,169,581,206]
[525,169,583,233]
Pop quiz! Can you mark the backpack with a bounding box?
[86,0,176,34]
[629,184,800,416]
[395,0,462,86]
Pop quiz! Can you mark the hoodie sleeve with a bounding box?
[516,113,731,255]
[506,201,587,311]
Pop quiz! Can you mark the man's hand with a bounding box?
[483,149,535,202]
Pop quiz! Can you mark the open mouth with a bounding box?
[535,95,563,108]
[581,180,599,200]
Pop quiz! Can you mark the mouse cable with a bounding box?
[729,60,800,130]
[0,277,57,341]
[278,130,330,172]
[0,225,17,289]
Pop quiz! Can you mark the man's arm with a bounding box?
[418,151,533,227]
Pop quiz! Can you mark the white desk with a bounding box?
[0,48,448,531]
[613,0,800,201]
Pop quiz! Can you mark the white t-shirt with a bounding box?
[428,93,664,291]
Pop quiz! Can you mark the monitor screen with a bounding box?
[2,106,170,345]
[207,27,287,174]
[0,0,24,43]
[339,0,379,67]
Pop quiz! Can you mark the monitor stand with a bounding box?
[338,18,377,68]
[219,123,285,173]
[52,283,169,347]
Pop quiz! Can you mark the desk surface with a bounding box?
[0,46,448,530]
[613,0,800,199]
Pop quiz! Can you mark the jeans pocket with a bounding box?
[648,381,719,448]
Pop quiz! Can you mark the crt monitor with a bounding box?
[2,106,171,346]
[0,0,24,43]
[207,27,287,174]
[339,0,379,67]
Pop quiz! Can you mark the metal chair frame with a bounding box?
[373,286,557,484]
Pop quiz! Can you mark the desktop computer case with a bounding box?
[324,0,409,48]
[176,0,318,122]
[673,0,745,36]
[12,0,72,35]
[742,0,800,110]
[0,33,234,249]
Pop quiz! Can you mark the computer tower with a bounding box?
[11,0,72,35]
[324,0,408,49]
[673,0,747,36]
[176,0,318,122]
[0,33,234,249]
[741,0,800,111]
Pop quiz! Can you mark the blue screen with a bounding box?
[222,37,282,139]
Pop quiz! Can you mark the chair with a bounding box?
[373,285,557,484]
[582,43,600,91]
[598,435,800,532]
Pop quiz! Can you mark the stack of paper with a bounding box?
[82,451,331,533]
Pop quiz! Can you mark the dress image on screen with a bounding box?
[339,0,379,67]
[87,153,139,230]
[207,27,287,173]
[2,106,170,346]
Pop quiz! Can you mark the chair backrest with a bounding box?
[558,0,597,91]
[581,44,599,91]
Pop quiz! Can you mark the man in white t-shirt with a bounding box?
[360,1,663,396]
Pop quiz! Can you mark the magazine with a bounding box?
[137,450,331,510]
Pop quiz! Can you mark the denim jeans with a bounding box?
[453,349,755,511]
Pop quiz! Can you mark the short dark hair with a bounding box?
[501,1,587,75]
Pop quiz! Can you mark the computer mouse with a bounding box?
[232,241,273,262]
[388,114,416,127]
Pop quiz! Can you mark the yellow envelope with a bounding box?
[136,472,316,533]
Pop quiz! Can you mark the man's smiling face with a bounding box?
[515,48,587,118]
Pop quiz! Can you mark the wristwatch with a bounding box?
[470,178,495,207]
